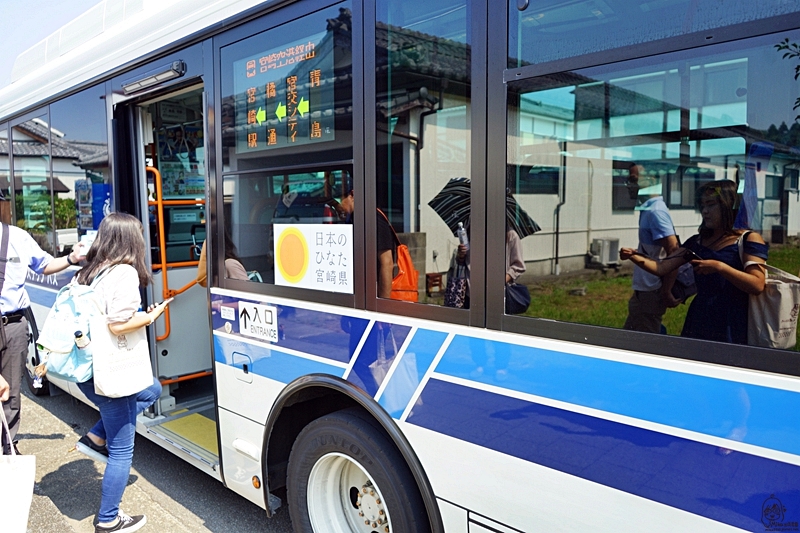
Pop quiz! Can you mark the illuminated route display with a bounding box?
[232,29,335,154]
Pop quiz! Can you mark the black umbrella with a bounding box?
[427,177,541,238]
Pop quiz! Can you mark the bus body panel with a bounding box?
[438,499,468,533]
[217,403,267,507]
[208,288,800,531]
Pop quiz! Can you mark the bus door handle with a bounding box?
[232,352,253,384]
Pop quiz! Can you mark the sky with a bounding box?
[0,0,102,89]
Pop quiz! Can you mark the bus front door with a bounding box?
[127,86,220,476]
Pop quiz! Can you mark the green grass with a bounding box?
[524,273,690,335]
[523,243,800,348]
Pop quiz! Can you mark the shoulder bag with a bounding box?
[505,282,530,314]
[377,210,419,302]
[0,409,35,533]
[91,313,153,398]
[671,263,697,302]
[738,231,800,349]
[38,270,111,383]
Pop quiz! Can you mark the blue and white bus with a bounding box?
[2,0,800,531]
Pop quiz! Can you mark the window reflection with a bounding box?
[376,0,471,305]
[12,114,54,254]
[507,30,800,350]
[50,85,109,256]
[224,165,353,285]
[220,4,353,173]
[509,0,800,68]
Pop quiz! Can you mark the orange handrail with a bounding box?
[147,166,205,341]
[160,370,213,386]
[148,199,205,206]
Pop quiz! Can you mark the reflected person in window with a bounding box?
[620,180,767,345]
[622,163,680,333]
[339,188,395,299]
[449,228,525,311]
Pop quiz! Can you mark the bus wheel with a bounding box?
[287,408,430,533]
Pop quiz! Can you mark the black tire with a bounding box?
[287,407,431,533]
[24,311,49,396]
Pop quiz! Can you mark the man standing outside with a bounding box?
[1,227,84,454]
[623,163,680,333]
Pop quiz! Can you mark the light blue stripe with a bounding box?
[379,329,447,418]
[435,335,800,456]
[28,285,57,308]
[214,334,344,383]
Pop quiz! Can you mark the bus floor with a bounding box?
[144,375,219,468]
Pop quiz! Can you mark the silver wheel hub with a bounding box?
[356,481,389,531]
[307,452,393,533]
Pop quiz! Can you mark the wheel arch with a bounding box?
[261,373,443,533]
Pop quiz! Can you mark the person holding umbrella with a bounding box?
[429,177,535,310]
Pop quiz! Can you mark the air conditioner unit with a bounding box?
[590,238,620,266]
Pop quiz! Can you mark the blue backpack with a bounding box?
[36,271,108,382]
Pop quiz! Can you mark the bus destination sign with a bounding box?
[233,30,335,154]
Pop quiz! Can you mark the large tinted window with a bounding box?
[220,3,354,294]
[376,0,471,305]
[509,0,800,68]
[507,30,800,351]
[50,85,109,256]
[12,112,54,254]
[220,4,353,173]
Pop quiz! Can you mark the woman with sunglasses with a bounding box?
[620,179,767,344]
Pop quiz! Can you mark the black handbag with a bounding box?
[505,282,530,314]
[670,263,697,302]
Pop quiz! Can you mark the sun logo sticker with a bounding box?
[276,226,309,284]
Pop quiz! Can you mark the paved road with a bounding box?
[17,386,294,533]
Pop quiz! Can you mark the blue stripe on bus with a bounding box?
[27,284,58,308]
[435,335,800,457]
[211,294,368,364]
[347,323,412,397]
[214,334,344,383]
[408,379,800,532]
[379,329,448,418]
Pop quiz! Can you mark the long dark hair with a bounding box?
[223,226,241,262]
[697,179,740,240]
[76,212,151,286]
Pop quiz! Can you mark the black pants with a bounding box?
[1,318,29,454]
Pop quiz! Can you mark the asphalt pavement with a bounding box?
[17,385,294,533]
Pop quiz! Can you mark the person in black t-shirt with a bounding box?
[340,189,396,298]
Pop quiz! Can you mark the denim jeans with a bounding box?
[77,376,162,522]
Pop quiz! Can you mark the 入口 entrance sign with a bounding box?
[238,302,279,342]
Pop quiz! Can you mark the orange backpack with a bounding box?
[378,210,419,302]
